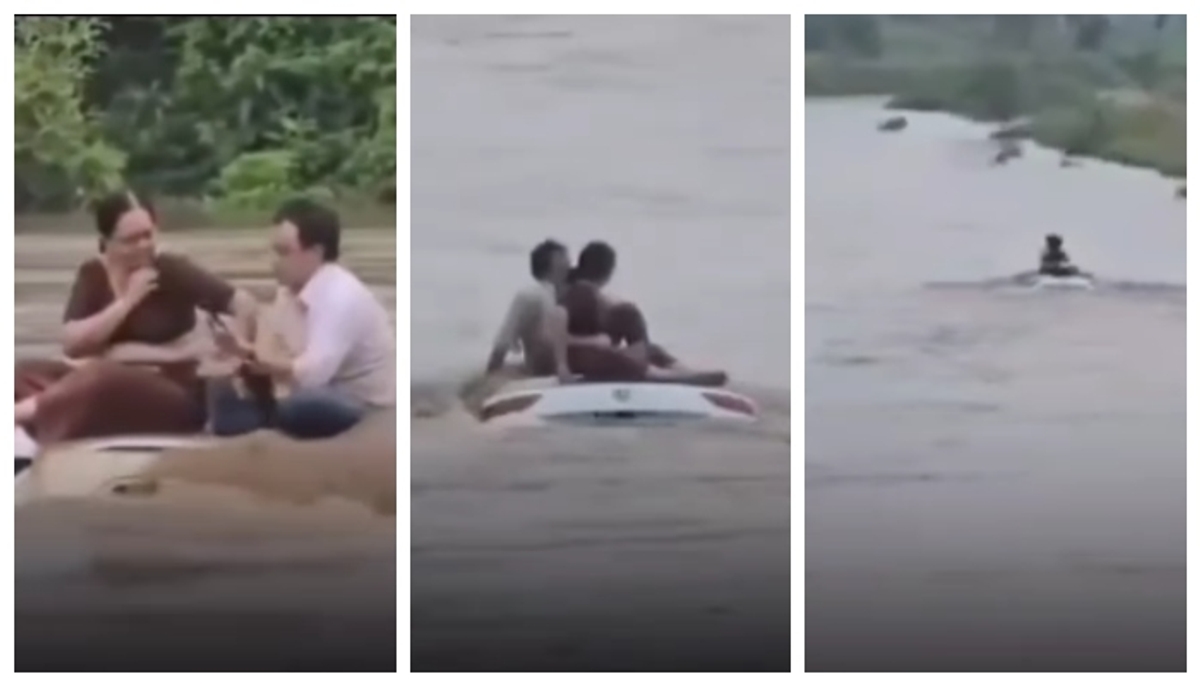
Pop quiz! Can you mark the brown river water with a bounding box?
[806,98,1185,671]
[22,18,1175,675]
[412,16,791,670]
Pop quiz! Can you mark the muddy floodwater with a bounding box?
[412,15,791,670]
[14,229,397,671]
[806,98,1185,671]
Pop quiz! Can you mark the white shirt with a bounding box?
[493,280,558,354]
[288,263,395,407]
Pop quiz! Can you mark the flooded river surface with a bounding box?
[806,99,1186,671]
[412,16,791,670]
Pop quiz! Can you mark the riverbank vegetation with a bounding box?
[15,17,396,227]
[806,15,1186,178]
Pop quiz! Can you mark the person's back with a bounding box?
[486,240,570,376]
[1039,234,1076,277]
[562,241,727,386]
[561,279,647,381]
[1040,245,1069,271]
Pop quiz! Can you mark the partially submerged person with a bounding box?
[484,239,572,381]
[209,198,395,439]
[1038,234,1079,277]
[14,190,258,453]
[561,241,727,386]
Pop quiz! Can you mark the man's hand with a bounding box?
[213,327,254,361]
[242,351,292,381]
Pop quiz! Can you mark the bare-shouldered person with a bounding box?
[485,240,572,382]
[561,241,727,386]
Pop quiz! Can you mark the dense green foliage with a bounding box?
[15,16,396,215]
[806,16,883,58]
[805,15,1186,177]
[15,18,125,212]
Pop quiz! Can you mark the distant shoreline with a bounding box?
[807,58,1186,181]
[15,198,398,233]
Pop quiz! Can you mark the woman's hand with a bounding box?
[120,267,159,307]
[103,339,203,365]
[101,327,214,366]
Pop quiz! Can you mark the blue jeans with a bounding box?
[209,380,366,440]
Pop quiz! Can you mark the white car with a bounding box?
[16,434,218,508]
[1029,273,1094,290]
[479,377,759,427]
[1012,269,1094,291]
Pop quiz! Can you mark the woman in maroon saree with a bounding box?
[15,190,258,447]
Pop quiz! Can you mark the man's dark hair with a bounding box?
[529,239,566,280]
[572,240,616,282]
[274,197,341,261]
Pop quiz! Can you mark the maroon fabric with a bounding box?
[16,359,205,444]
[17,252,236,445]
[63,253,235,344]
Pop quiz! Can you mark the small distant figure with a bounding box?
[1060,155,1080,168]
[1038,234,1079,277]
[992,141,1022,166]
[1176,185,1186,199]
[990,122,1032,141]
[878,116,907,132]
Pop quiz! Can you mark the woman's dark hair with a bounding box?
[570,240,616,283]
[92,190,155,249]
[1045,233,1063,247]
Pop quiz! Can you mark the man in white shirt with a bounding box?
[485,239,572,381]
[211,198,394,439]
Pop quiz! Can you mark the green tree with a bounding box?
[16,16,397,214]
[159,17,396,205]
[1124,50,1162,89]
[960,62,1023,122]
[15,17,125,211]
[1072,15,1111,52]
[834,16,883,59]
[992,15,1036,50]
[805,16,833,51]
